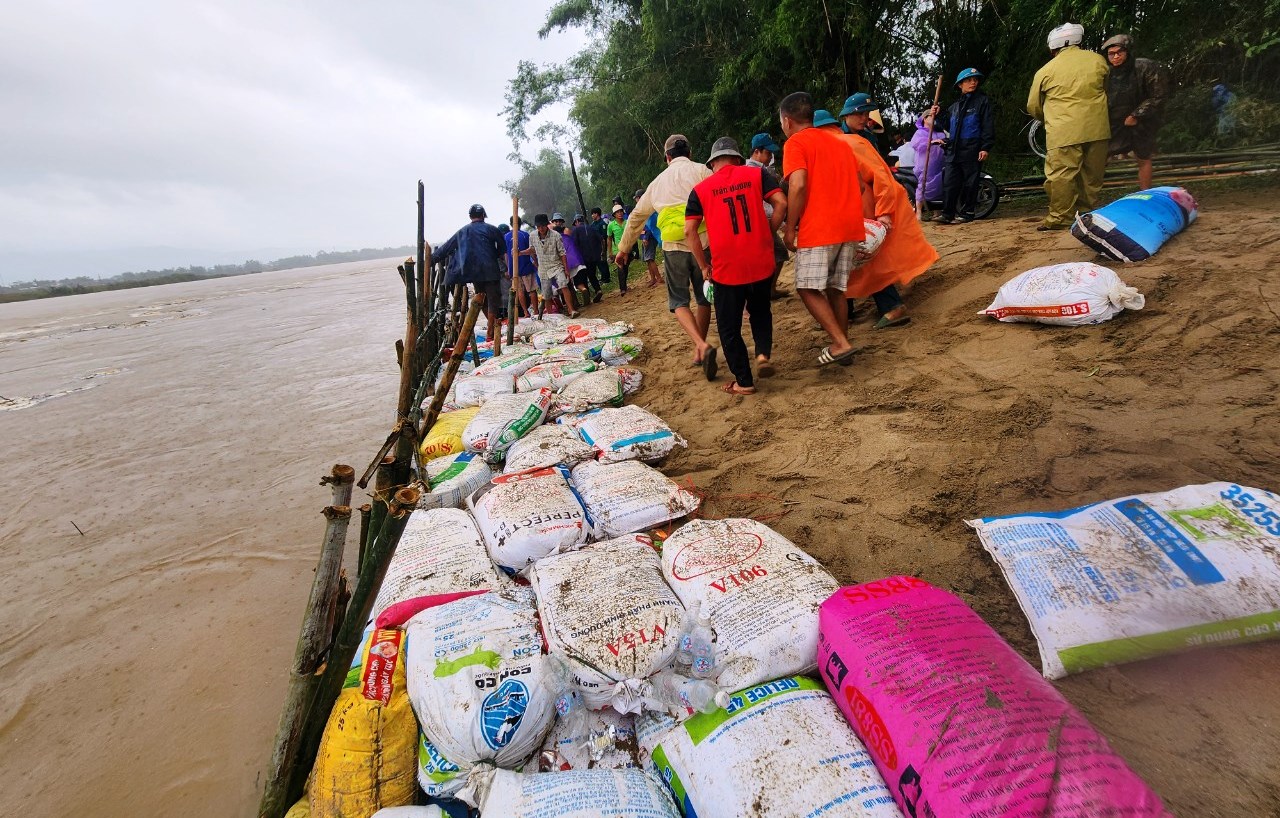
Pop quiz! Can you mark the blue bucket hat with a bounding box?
[838,92,877,116]
[813,109,839,128]
[750,132,781,153]
[955,67,984,85]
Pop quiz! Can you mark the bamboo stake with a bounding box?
[418,293,486,442]
[918,75,943,220]
[287,485,421,806]
[258,465,354,818]
[568,152,588,222]
[357,503,371,572]
[416,181,426,334]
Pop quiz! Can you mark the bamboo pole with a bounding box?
[357,503,372,572]
[568,152,588,222]
[418,293,486,442]
[416,181,426,333]
[257,465,355,818]
[918,75,943,220]
[286,485,421,806]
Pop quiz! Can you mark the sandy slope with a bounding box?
[620,185,1280,816]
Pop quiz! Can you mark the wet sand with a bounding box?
[2,185,1278,817]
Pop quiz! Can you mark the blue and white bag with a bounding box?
[1071,186,1199,262]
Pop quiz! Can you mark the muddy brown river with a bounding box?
[0,260,405,817]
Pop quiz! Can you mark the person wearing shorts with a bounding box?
[606,204,630,294]
[1103,34,1167,190]
[434,203,507,346]
[779,92,865,366]
[524,213,580,318]
[641,212,661,287]
[505,217,537,318]
[615,133,716,376]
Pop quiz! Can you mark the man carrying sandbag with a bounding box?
[1027,23,1111,231]
[685,137,788,395]
[1103,33,1168,191]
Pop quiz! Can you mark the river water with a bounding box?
[0,260,406,817]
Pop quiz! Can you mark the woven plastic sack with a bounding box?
[516,360,597,392]
[370,508,504,622]
[661,518,838,691]
[549,368,626,417]
[638,677,900,818]
[967,482,1280,678]
[461,388,552,462]
[461,768,680,817]
[601,336,645,365]
[1072,186,1198,262]
[404,588,555,788]
[419,407,480,463]
[467,465,592,571]
[539,707,641,772]
[854,218,888,266]
[502,425,597,475]
[450,373,514,408]
[570,460,701,538]
[592,321,633,340]
[576,405,686,464]
[530,535,685,710]
[416,451,494,510]
[980,262,1144,326]
[616,366,643,396]
[818,577,1171,816]
[473,349,543,378]
[532,330,570,350]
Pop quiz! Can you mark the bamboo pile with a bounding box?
[257,182,486,818]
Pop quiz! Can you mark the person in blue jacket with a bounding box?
[930,68,995,225]
[434,204,507,343]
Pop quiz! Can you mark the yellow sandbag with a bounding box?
[284,797,311,818]
[309,628,416,818]
[419,407,480,463]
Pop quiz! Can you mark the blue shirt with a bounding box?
[434,220,506,285]
[644,212,660,243]
[505,230,535,277]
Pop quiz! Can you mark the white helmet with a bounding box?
[1047,23,1085,50]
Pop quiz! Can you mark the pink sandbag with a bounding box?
[818,577,1170,818]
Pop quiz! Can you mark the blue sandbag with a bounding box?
[1071,186,1199,262]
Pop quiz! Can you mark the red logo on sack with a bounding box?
[669,533,764,580]
[846,685,897,770]
[361,628,402,704]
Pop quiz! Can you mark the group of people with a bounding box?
[432,23,1167,395]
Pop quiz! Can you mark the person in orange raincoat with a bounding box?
[835,93,940,328]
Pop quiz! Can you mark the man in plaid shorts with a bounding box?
[779,92,865,366]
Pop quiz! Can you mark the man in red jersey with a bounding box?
[685,137,788,395]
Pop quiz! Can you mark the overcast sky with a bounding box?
[0,1,586,279]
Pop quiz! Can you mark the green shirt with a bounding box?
[607,219,626,255]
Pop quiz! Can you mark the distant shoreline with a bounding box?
[0,246,416,304]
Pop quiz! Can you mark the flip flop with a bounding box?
[817,346,855,367]
[756,359,775,378]
[873,314,912,330]
[722,382,756,395]
[702,347,718,381]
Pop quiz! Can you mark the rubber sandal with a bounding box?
[756,360,775,378]
[817,346,855,367]
[592,291,603,303]
[722,382,756,395]
[702,347,718,381]
[873,314,912,330]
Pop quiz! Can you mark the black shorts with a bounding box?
[477,279,505,316]
[1108,124,1158,160]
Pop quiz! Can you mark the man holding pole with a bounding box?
[930,69,995,225]
[433,203,506,344]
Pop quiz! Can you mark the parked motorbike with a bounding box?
[892,166,1000,220]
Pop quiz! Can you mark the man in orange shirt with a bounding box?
[778,92,865,366]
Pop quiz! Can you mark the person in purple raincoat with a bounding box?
[910,111,947,206]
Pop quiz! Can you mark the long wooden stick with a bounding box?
[258,465,354,818]
[568,152,588,220]
[287,485,420,806]
[917,75,944,220]
[418,293,486,442]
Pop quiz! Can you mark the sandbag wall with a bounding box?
[294,312,1173,818]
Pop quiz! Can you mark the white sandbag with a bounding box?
[464,767,680,817]
[854,217,888,266]
[616,366,643,396]
[516,360,597,392]
[549,368,626,417]
[661,519,839,691]
[473,349,543,378]
[416,731,466,799]
[502,425,597,475]
[600,336,645,365]
[541,341,604,362]
[553,411,597,432]
[466,465,592,571]
[531,329,570,350]
[417,451,495,510]
[530,535,685,710]
[638,677,900,818]
[592,320,633,340]
[979,262,1144,326]
[450,373,514,408]
[371,508,505,621]
[967,481,1280,679]
[461,389,553,462]
[570,460,700,538]
[404,588,555,786]
[539,707,641,772]
[576,405,686,464]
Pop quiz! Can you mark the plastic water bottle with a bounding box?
[543,655,588,764]
[674,601,698,670]
[651,669,730,715]
[689,607,716,679]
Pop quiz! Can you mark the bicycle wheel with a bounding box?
[1028,120,1046,158]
